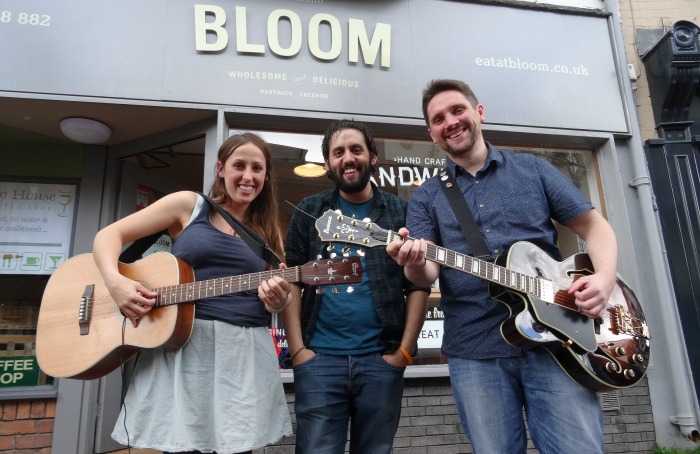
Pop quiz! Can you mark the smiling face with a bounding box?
[426,90,485,158]
[324,128,377,199]
[216,142,267,214]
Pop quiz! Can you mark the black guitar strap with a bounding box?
[197,192,282,268]
[119,230,168,263]
[118,192,282,268]
[438,167,493,261]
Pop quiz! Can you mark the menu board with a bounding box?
[0,181,76,275]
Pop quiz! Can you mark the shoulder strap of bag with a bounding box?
[197,192,282,267]
[438,167,492,260]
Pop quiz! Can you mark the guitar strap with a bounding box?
[118,192,282,267]
[197,192,282,268]
[119,230,168,263]
[439,167,493,261]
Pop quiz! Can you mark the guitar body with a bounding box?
[36,253,195,380]
[492,241,651,392]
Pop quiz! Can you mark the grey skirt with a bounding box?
[112,319,293,453]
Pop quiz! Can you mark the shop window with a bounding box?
[243,130,603,371]
[0,180,76,396]
[0,276,53,390]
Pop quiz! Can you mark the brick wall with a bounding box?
[0,399,55,454]
[0,376,653,453]
[256,376,655,454]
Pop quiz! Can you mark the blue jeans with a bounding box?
[448,348,604,454]
[293,352,405,454]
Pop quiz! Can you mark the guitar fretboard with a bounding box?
[153,267,300,306]
[383,230,555,303]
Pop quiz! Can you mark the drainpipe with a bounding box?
[604,0,700,442]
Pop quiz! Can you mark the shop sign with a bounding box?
[0,356,41,387]
[419,307,445,349]
[194,5,391,67]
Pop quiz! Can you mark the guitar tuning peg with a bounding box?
[332,286,339,294]
[329,252,337,259]
[362,217,370,223]
[317,254,323,260]
[347,285,355,293]
[326,243,334,251]
[316,287,325,294]
[342,246,350,257]
[357,248,365,257]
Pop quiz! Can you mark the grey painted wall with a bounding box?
[1,0,625,132]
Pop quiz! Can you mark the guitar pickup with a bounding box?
[538,279,554,303]
[78,284,94,335]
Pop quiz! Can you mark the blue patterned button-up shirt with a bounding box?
[407,144,593,359]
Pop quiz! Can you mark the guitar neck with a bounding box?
[152,267,299,307]
[385,230,553,302]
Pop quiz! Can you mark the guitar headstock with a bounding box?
[299,256,363,286]
[314,210,388,249]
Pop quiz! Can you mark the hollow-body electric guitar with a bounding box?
[36,252,362,380]
[315,210,651,392]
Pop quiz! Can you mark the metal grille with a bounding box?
[599,391,620,411]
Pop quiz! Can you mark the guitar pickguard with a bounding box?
[495,242,598,353]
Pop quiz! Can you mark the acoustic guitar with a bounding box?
[36,252,362,380]
[315,210,651,392]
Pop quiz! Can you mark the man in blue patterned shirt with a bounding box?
[387,80,618,454]
[283,119,429,454]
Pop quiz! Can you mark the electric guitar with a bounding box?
[315,210,651,392]
[36,252,362,380]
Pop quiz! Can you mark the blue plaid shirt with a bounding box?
[285,183,430,353]
[407,144,593,359]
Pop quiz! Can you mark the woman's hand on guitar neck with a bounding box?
[258,263,292,314]
[107,274,157,327]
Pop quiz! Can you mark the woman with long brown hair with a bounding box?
[93,133,293,453]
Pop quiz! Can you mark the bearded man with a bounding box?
[283,119,429,454]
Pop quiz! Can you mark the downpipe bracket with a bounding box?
[669,414,700,442]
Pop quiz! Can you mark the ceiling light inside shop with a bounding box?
[60,117,112,144]
[294,162,326,177]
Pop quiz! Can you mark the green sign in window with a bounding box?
[0,356,40,387]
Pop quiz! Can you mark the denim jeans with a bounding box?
[293,352,405,454]
[448,348,604,454]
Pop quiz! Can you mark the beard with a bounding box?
[442,131,477,157]
[328,164,373,194]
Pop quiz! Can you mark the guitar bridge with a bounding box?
[79,284,94,335]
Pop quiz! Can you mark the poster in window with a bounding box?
[0,181,76,275]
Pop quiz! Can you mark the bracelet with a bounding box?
[398,345,414,365]
[290,346,306,361]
